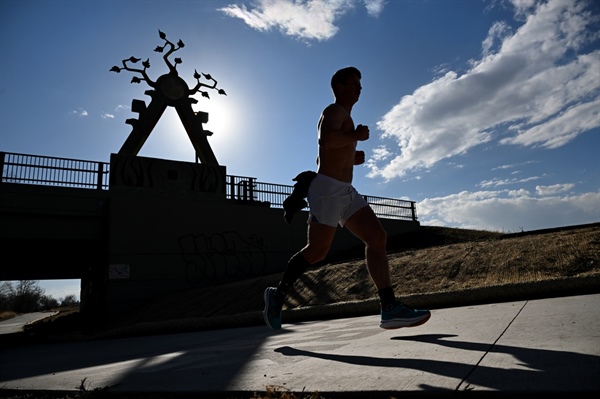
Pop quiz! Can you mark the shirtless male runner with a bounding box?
[263,66,431,330]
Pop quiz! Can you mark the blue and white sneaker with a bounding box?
[380,302,431,329]
[263,287,283,330]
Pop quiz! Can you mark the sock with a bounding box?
[378,287,397,311]
[276,252,311,300]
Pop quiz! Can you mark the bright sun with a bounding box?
[196,96,245,162]
[199,99,235,141]
[137,94,244,164]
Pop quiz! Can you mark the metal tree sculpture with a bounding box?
[110,30,227,165]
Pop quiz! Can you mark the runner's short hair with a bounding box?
[331,66,361,91]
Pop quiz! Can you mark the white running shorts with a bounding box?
[307,173,368,227]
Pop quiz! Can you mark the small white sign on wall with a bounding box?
[109,264,130,279]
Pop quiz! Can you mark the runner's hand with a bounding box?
[355,124,369,141]
[354,150,365,165]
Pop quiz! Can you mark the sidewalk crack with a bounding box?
[455,300,529,391]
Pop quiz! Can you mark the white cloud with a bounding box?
[491,160,536,171]
[500,96,600,149]
[510,0,537,19]
[479,175,543,189]
[101,105,128,120]
[536,183,575,196]
[362,0,385,17]
[370,145,391,161]
[368,0,600,180]
[417,189,599,232]
[482,21,511,57]
[72,108,88,117]
[219,0,384,41]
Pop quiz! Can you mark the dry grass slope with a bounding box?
[291,223,600,308]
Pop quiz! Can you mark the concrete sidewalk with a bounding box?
[1,293,599,397]
[0,312,58,336]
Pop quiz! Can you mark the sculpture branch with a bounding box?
[110,56,155,87]
[111,30,225,98]
[155,30,185,74]
[190,71,227,99]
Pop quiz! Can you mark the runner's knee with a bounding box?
[302,246,328,264]
[366,228,387,249]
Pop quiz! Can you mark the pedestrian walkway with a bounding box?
[0,311,57,335]
[0,294,598,397]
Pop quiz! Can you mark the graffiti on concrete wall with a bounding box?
[110,153,226,194]
[179,231,267,284]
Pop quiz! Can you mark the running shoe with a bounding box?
[380,302,431,329]
[263,287,283,330]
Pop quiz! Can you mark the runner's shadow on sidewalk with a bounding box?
[275,333,600,392]
[392,334,600,390]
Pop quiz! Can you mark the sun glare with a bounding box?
[136,97,244,165]
[197,97,245,162]
[198,99,234,138]
[139,108,196,161]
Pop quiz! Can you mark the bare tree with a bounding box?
[40,295,60,310]
[11,280,44,313]
[0,281,13,311]
[1,281,66,313]
[60,294,79,307]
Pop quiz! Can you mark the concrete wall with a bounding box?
[104,188,419,318]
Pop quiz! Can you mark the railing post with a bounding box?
[236,181,245,201]
[248,177,256,201]
[235,178,256,202]
[411,201,417,221]
[0,152,5,185]
[96,163,104,190]
[227,175,234,200]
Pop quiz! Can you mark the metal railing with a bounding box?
[0,151,417,221]
[0,152,109,190]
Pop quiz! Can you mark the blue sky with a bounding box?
[1,0,599,300]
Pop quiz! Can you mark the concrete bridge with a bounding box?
[0,151,420,321]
